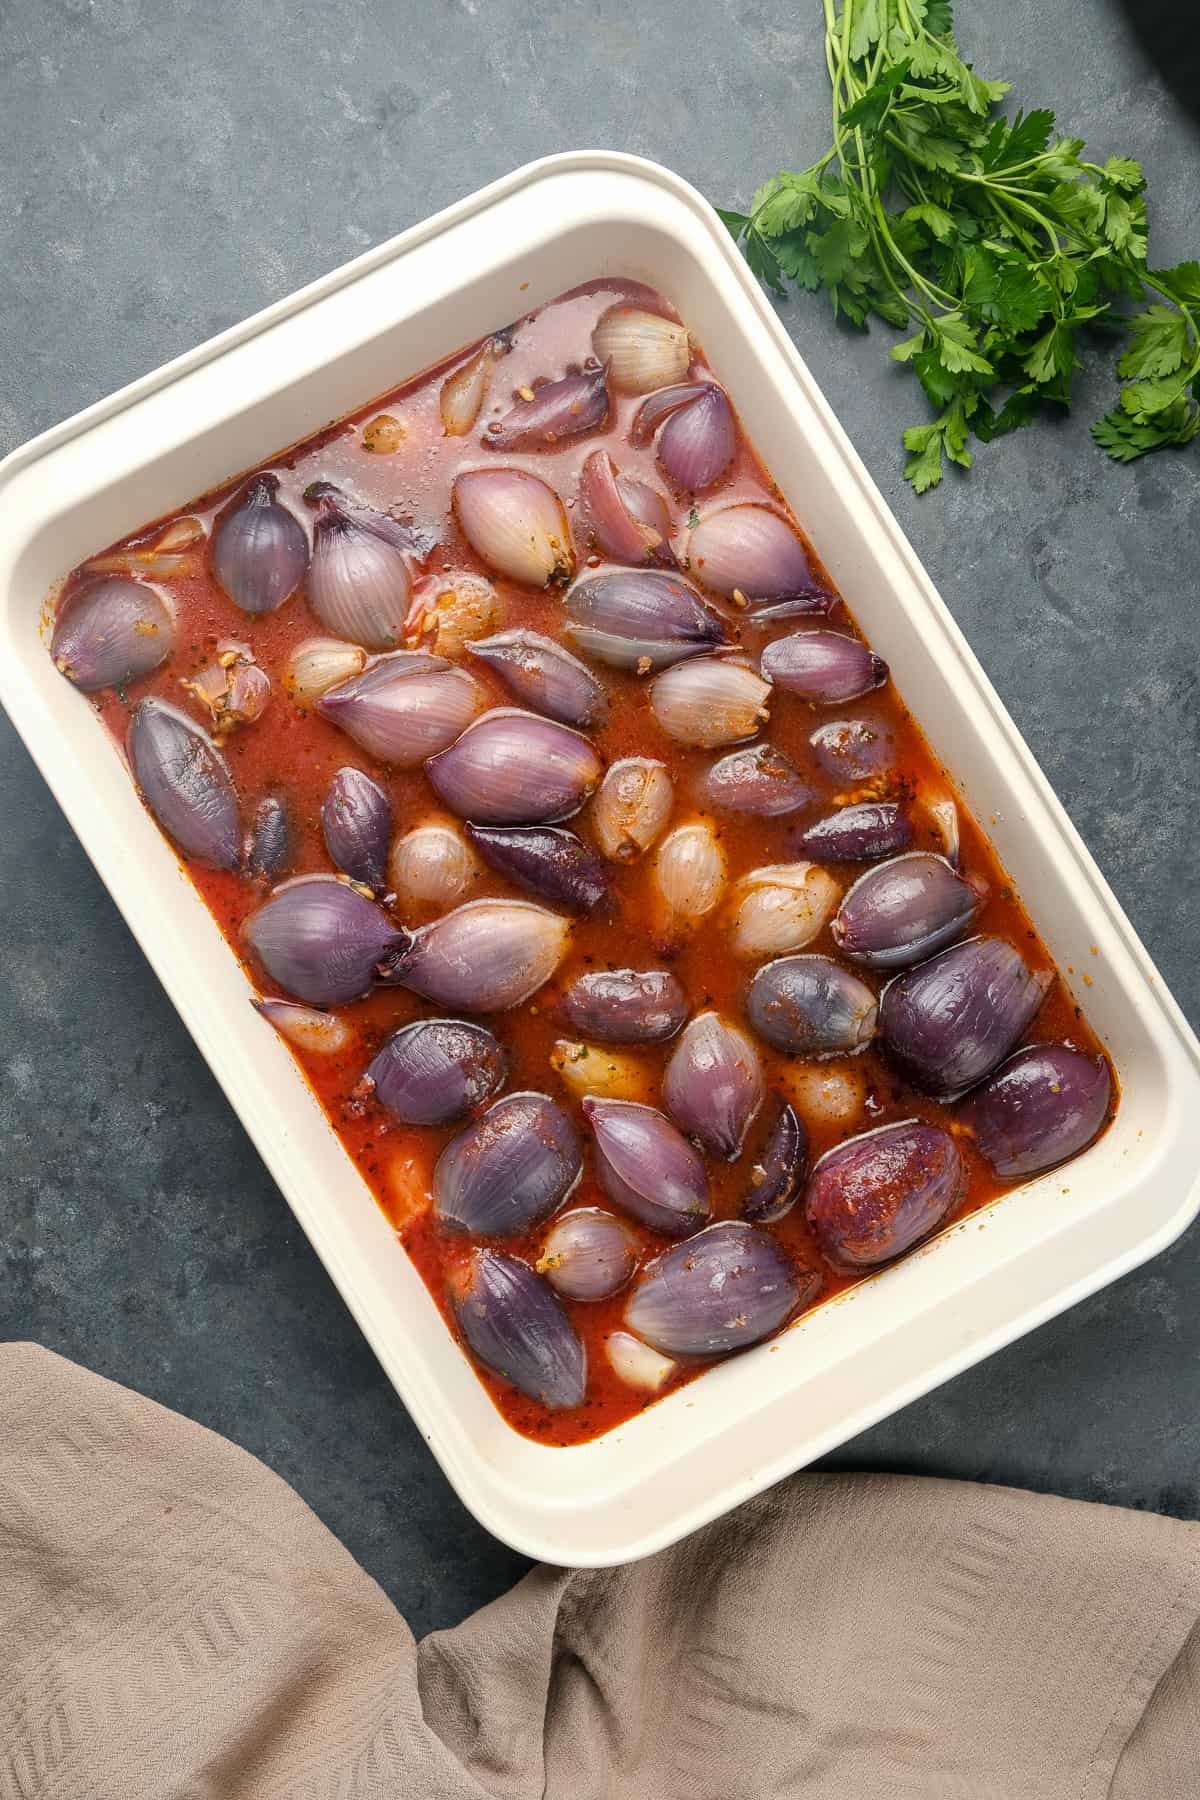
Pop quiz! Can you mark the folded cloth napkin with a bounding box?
[1,1344,1198,1800]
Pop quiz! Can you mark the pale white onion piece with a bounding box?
[453,469,575,587]
[550,1040,653,1103]
[654,822,726,922]
[389,822,480,913]
[727,862,842,960]
[779,1061,868,1126]
[405,574,499,658]
[591,758,673,862]
[285,637,367,707]
[650,658,771,748]
[254,998,353,1055]
[592,305,691,394]
[606,1330,677,1392]
[441,342,497,436]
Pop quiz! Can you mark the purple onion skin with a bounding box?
[795,803,914,863]
[960,1044,1113,1178]
[211,474,309,615]
[663,1013,763,1160]
[561,969,688,1044]
[880,936,1053,1098]
[127,698,240,870]
[624,1222,819,1357]
[746,955,879,1058]
[741,1104,809,1224]
[636,385,736,492]
[467,629,605,728]
[686,505,835,620]
[52,578,174,692]
[563,569,729,670]
[390,899,567,1013]
[426,709,602,825]
[809,720,894,781]
[321,767,393,891]
[832,853,985,970]
[363,1018,505,1126]
[805,1120,966,1270]
[244,794,294,882]
[483,367,609,450]
[761,631,888,704]
[583,1097,711,1237]
[244,874,409,1005]
[579,450,677,569]
[465,823,609,912]
[451,1250,586,1410]
[704,744,816,817]
[435,1091,582,1236]
[317,652,481,767]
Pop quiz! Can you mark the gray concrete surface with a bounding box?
[1,0,1198,1631]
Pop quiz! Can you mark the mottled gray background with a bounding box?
[1,0,1198,1631]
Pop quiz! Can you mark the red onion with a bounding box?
[741,1104,808,1224]
[126,698,240,870]
[244,794,294,883]
[687,504,833,617]
[805,1120,966,1268]
[631,383,737,492]
[663,1012,764,1159]
[583,1097,711,1237]
[426,709,602,824]
[561,969,688,1044]
[392,898,569,1012]
[449,1250,586,1410]
[467,629,605,727]
[453,468,575,586]
[483,367,608,450]
[746,954,879,1057]
[435,1091,582,1235]
[52,578,174,692]
[563,568,728,672]
[465,823,609,912]
[795,803,914,863]
[362,1018,506,1126]
[959,1043,1113,1178]
[809,719,895,780]
[625,1222,818,1356]
[761,630,888,703]
[537,1208,639,1301]
[320,767,393,891]
[304,482,412,648]
[704,744,815,816]
[879,936,1053,1097]
[578,450,676,568]
[212,474,308,615]
[833,853,986,969]
[243,875,409,1005]
[317,652,481,766]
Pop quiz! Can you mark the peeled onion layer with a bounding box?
[795,803,914,863]
[959,1043,1112,1178]
[363,1018,505,1126]
[563,569,729,672]
[606,1330,677,1392]
[465,823,609,912]
[244,794,294,883]
[426,709,602,825]
[468,629,605,727]
[52,578,175,693]
[704,744,814,817]
[592,304,690,393]
[880,935,1053,1097]
[578,450,676,568]
[303,482,412,649]
[561,968,688,1044]
[392,899,569,1012]
[126,698,240,870]
[746,954,879,1057]
[809,719,894,781]
[537,1208,639,1301]
[284,637,366,708]
[450,1250,586,1410]
[664,1012,764,1160]
[253,998,352,1056]
[653,821,727,923]
[805,1119,966,1269]
[389,821,480,914]
[687,505,831,615]
[180,643,271,738]
[484,366,609,450]
[832,853,985,970]
[212,474,309,615]
[453,468,575,587]
[435,1091,582,1235]
[317,652,482,766]
[650,657,771,749]
[592,759,673,861]
[761,630,888,704]
[728,862,842,961]
[320,767,393,892]
[625,1222,817,1357]
[741,1103,808,1224]
[244,875,409,1006]
[583,1097,711,1237]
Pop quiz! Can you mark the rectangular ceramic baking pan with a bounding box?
[3,152,1199,1566]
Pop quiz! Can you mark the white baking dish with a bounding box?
[2,152,1198,1565]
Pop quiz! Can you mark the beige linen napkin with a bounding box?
[1,1342,1197,1799]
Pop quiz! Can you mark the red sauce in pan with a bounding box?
[54,279,1114,1445]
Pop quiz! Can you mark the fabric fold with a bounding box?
[0,1342,1196,1799]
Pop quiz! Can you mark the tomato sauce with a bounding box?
[55,278,1114,1446]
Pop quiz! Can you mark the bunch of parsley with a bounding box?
[719,0,1200,490]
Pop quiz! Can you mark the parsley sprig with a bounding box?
[719,0,1200,490]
